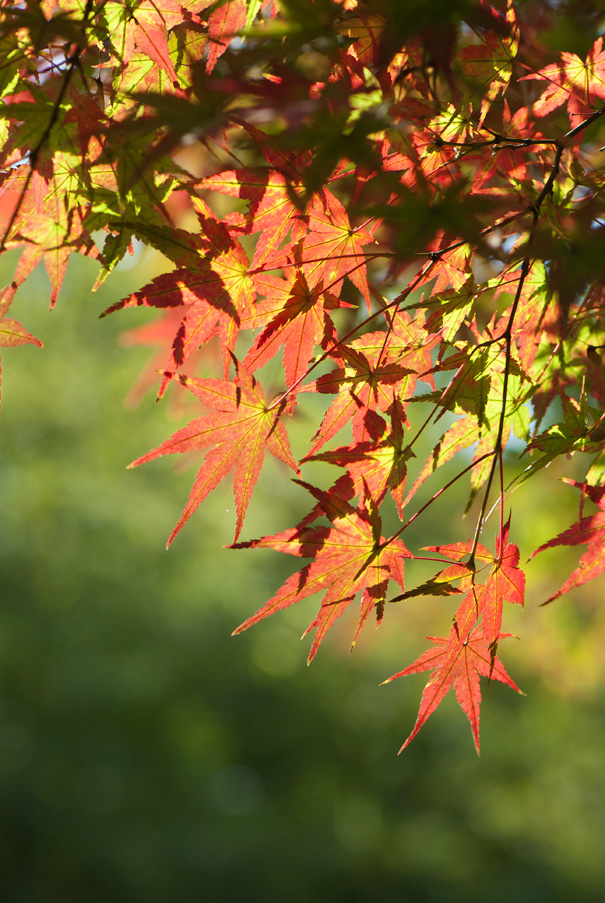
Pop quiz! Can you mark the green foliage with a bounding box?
[1,255,605,902]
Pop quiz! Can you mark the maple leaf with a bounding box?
[102,204,256,386]
[243,268,339,388]
[117,308,214,408]
[294,189,376,309]
[492,261,555,374]
[128,363,299,545]
[103,268,225,389]
[480,519,525,649]
[519,393,588,485]
[423,527,525,651]
[461,0,518,125]
[303,335,415,456]
[531,480,605,605]
[304,404,412,517]
[203,170,376,307]
[197,167,304,269]
[408,346,529,508]
[0,166,100,306]
[521,36,605,120]
[383,618,522,754]
[205,0,247,74]
[232,484,411,661]
[469,102,540,194]
[102,0,187,86]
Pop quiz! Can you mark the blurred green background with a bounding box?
[1,250,605,902]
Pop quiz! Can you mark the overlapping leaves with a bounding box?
[2,0,605,753]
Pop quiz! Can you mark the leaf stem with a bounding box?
[469,140,565,565]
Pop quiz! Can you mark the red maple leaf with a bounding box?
[0,166,99,307]
[383,617,522,754]
[303,335,415,455]
[196,168,303,269]
[244,268,339,387]
[303,404,412,517]
[103,203,256,386]
[232,484,411,661]
[293,189,376,308]
[460,0,518,125]
[205,0,247,74]
[520,36,605,120]
[480,519,525,648]
[424,526,525,651]
[118,308,214,408]
[532,480,605,605]
[129,362,299,545]
[382,526,525,752]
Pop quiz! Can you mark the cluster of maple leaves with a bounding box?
[2,0,605,752]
